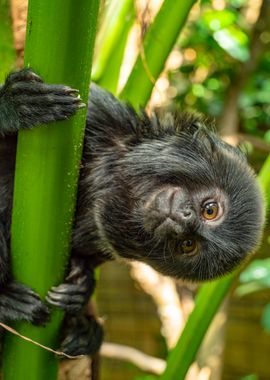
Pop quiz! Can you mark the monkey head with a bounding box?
[95,118,265,281]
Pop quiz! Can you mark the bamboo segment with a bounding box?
[3,1,99,379]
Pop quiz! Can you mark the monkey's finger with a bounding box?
[7,81,80,97]
[46,282,90,313]
[5,69,43,86]
[65,264,85,281]
[0,282,50,325]
[14,93,83,106]
[6,281,43,300]
[49,282,89,295]
[46,294,87,313]
[16,101,85,128]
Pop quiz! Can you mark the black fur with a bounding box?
[72,83,264,281]
[0,69,265,353]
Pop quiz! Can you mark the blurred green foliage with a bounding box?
[236,259,270,296]
[167,0,270,140]
[236,258,270,333]
[239,375,259,380]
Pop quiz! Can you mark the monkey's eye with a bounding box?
[202,202,219,220]
[181,239,197,254]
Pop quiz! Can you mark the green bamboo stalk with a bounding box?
[92,0,134,83]
[120,0,197,108]
[0,0,16,82]
[2,1,99,380]
[96,5,135,93]
[159,275,234,380]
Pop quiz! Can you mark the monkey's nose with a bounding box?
[144,187,196,236]
[155,187,195,221]
[178,208,195,220]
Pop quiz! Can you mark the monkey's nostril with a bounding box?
[182,210,191,217]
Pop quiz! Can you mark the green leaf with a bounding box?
[239,375,259,380]
[261,303,270,332]
[202,10,237,31]
[213,26,249,61]
[240,259,270,283]
[264,130,270,143]
[235,259,270,296]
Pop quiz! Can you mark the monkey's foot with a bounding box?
[0,68,85,133]
[0,281,49,325]
[46,261,95,314]
[61,315,103,356]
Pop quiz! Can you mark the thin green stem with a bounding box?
[95,5,135,93]
[120,0,197,108]
[92,0,134,83]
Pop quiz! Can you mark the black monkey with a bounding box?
[0,69,264,355]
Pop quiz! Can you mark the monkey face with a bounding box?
[96,126,264,282]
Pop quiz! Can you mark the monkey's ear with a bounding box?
[189,121,218,153]
[192,121,247,161]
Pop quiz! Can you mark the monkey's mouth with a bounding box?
[153,217,184,239]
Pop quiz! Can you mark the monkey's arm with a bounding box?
[0,68,84,324]
[0,69,83,136]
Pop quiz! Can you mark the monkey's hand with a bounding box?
[0,68,84,135]
[46,257,103,356]
[46,257,95,314]
[0,281,49,325]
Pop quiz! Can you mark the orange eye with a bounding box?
[202,202,219,220]
[181,239,197,254]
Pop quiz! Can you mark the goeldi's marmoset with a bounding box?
[0,69,264,355]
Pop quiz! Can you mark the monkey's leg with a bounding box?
[60,314,103,356]
[0,68,84,135]
[0,226,49,325]
[46,256,103,356]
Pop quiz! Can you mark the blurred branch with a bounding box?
[222,133,270,152]
[219,0,270,135]
[130,262,188,348]
[100,342,166,375]
[130,263,223,380]
[10,0,28,66]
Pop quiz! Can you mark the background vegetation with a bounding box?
[0,0,270,379]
